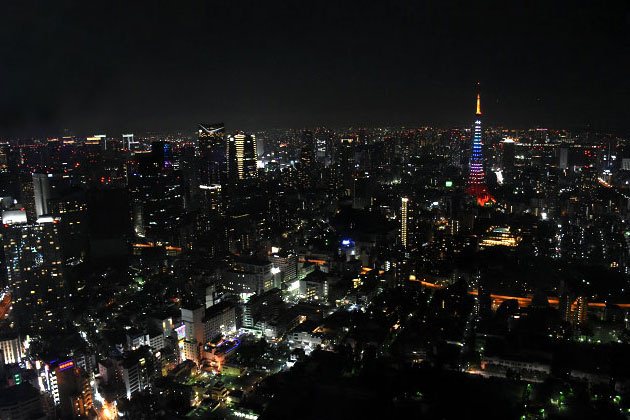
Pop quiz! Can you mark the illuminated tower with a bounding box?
[466,89,495,206]
[401,197,409,248]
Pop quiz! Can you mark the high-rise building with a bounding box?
[47,188,89,261]
[501,138,516,170]
[38,359,93,418]
[401,197,409,249]
[31,173,74,220]
[0,144,20,201]
[574,296,588,325]
[1,214,65,332]
[559,147,569,170]
[198,123,227,187]
[269,251,298,288]
[559,293,573,323]
[333,137,355,196]
[314,131,328,161]
[98,348,156,401]
[128,142,186,245]
[32,174,51,218]
[466,90,495,207]
[227,132,257,181]
[122,348,156,400]
[298,146,315,189]
[197,124,227,217]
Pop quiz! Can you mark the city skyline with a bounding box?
[2,2,630,419]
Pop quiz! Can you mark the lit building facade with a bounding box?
[0,334,25,365]
[401,197,409,249]
[1,215,65,332]
[227,132,257,181]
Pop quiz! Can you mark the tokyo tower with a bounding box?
[466,89,496,207]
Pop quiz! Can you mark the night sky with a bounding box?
[0,1,628,136]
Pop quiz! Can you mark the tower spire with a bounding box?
[475,82,482,115]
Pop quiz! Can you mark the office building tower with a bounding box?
[559,293,573,323]
[32,174,51,218]
[227,132,257,181]
[466,90,495,207]
[334,137,355,196]
[197,124,226,216]
[99,347,156,400]
[299,130,317,185]
[352,176,371,210]
[401,197,409,249]
[32,173,74,219]
[315,132,328,161]
[298,146,315,189]
[269,251,298,287]
[48,188,89,261]
[559,147,569,170]
[129,142,186,245]
[122,348,156,400]
[198,123,227,186]
[501,138,516,170]
[0,144,10,173]
[301,130,315,154]
[150,141,173,169]
[38,359,93,418]
[18,176,36,222]
[574,296,588,325]
[1,214,65,332]
[0,144,20,200]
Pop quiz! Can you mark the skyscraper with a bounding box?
[334,137,355,196]
[32,173,51,218]
[227,132,257,181]
[129,142,186,245]
[574,296,588,325]
[198,123,227,186]
[32,172,74,220]
[1,213,65,332]
[401,197,409,249]
[466,90,495,207]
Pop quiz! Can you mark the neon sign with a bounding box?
[58,360,74,371]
